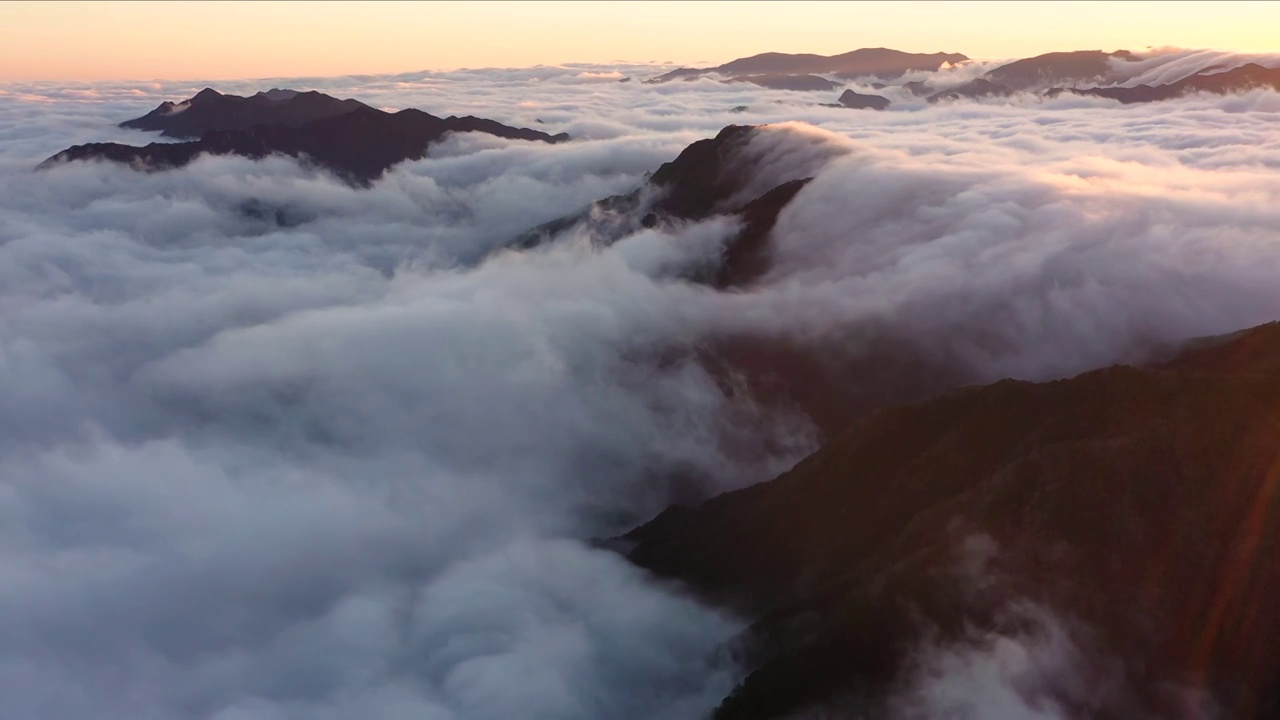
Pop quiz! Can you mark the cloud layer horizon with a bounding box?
[3,50,1280,719]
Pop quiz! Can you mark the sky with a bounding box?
[2,0,1279,82]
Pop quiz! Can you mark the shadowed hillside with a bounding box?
[625,322,1280,719]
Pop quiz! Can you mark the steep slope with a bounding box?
[42,105,569,185]
[625,321,1280,719]
[512,124,823,286]
[119,87,369,138]
[512,125,972,438]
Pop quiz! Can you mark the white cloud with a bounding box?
[1,59,1279,719]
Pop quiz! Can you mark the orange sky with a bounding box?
[1,1,1277,82]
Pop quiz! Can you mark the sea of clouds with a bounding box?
[2,48,1280,719]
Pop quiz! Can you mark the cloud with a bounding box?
[1,59,1280,719]
[1115,48,1280,88]
[885,603,1097,720]
[684,95,1280,383]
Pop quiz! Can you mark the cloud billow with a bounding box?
[2,57,1280,719]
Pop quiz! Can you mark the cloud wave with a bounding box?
[2,59,1280,718]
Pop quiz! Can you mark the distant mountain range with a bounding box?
[37,47,1280,184]
[928,56,1280,105]
[41,89,568,184]
[640,46,1280,109]
[1050,62,1280,104]
[646,48,969,84]
[983,49,1140,90]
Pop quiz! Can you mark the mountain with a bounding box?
[622,321,1280,719]
[513,125,981,438]
[982,49,1139,90]
[927,77,1015,103]
[42,104,569,185]
[511,124,826,289]
[1050,63,1280,104]
[119,87,370,139]
[830,89,891,110]
[646,48,968,84]
[509,126,778,280]
[902,80,932,96]
[645,67,708,83]
[727,74,842,92]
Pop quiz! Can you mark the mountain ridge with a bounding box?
[623,321,1280,719]
[119,87,371,138]
[42,93,569,185]
[646,48,968,84]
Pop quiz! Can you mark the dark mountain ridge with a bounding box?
[43,100,569,185]
[623,321,1280,719]
[119,87,370,138]
[513,125,799,283]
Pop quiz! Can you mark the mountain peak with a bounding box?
[53,93,569,185]
[252,88,301,102]
[118,88,371,139]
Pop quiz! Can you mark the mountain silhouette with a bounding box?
[511,124,822,288]
[624,321,1280,719]
[647,48,968,84]
[43,102,569,185]
[830,89,891,110]
[119,87,369,138]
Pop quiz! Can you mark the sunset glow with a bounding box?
[1,0,1278,81]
